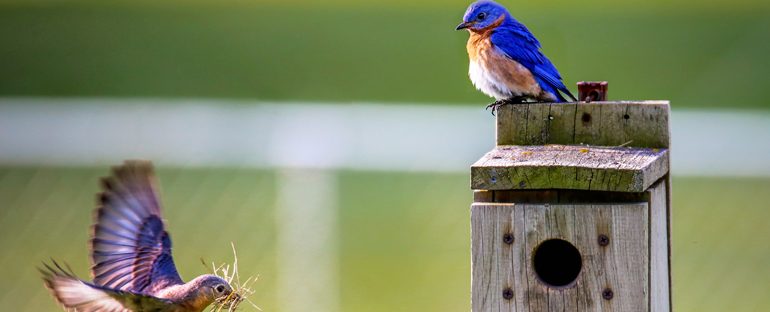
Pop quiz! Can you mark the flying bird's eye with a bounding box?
[215,285,226,293]
[477,12,486,20]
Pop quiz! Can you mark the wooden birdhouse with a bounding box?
[470,100,672,311]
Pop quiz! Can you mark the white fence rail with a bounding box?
[1,97,769,177]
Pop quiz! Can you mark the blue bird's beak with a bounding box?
[455,22,472,30]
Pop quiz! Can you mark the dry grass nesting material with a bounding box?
[204,243,261,312]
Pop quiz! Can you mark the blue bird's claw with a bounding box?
[485,101,505,116]
[486,97,527,116]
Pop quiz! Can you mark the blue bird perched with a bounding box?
[456,0,576,112]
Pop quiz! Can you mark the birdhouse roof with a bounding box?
[471,144,668,192]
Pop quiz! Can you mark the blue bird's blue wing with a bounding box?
[90,160,183,294]
[42,261,174,312]
[491,23,576,102]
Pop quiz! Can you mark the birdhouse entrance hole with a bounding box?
[533,239,582,287]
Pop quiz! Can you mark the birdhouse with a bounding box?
[470,101,672,311]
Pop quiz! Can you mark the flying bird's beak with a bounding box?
[455,22,472,30]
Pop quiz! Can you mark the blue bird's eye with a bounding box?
[215,285,226,293]
[477,12,486,20]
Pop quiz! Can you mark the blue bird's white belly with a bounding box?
[466,33,543,101]
[469,59,514,100]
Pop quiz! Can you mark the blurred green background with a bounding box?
[1,0,769,107]
[1,0,769,311]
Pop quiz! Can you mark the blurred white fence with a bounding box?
[1,97,769,176]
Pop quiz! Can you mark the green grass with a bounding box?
[1,166,770,311]
[0,2,769,108]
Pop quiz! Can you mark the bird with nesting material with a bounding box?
[40,161,248,312]
[456,0,576,113]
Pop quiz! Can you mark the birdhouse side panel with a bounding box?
[649,180,671,312]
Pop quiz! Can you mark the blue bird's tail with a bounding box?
[559,87,577,102]
[537,77,577,103]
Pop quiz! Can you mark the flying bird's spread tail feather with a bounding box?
[41,260,173,312]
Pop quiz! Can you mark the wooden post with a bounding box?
[470,101,672,311]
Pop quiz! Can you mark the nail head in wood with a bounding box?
[503,233,514,245]
[602,288,614,300]
[598,234,610,246]
[581,112,592,123]
[502,288,514,300]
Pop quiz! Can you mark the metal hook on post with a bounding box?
[577,81,608,103]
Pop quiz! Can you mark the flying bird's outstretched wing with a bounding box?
[42,261,174,312]
[90,160,183,294]
[491,22,576,102]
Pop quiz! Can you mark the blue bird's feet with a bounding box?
[485,96,527,116]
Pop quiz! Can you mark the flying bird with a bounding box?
[456,0,576,112]
[41,160,239,312]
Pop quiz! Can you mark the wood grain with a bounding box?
[471,145,668,192]
[496,102,670,148]
[471,203,649,311]
[524,204,578,311]
[649,180,671,312]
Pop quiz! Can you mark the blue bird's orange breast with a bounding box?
[465,20,544,100]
